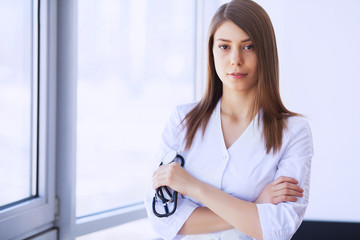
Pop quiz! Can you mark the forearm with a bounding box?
[178,207,233,235]
[191,182,263,240]
[152,162,263,239]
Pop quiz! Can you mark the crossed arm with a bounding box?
[152,162,303,239]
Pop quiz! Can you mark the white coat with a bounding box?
[145,99,313,240]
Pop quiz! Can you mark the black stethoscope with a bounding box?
[152,150,185,218]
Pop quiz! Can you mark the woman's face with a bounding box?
[212,21,258,95]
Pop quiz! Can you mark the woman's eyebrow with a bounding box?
[215,38,251,43]
[216,38,231,42]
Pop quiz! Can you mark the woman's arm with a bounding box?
[254,176,303,204]
[178,207,233,235]
[176,176,303,235]
[194,180,264,239]
[153,164,304,239]
[153,162,262,238]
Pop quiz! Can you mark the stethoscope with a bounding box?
[152,150,185,218]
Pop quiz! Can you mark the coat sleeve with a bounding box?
[144,106,199,240]
[256,118,314,240]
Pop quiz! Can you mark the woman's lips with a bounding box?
[228,72,248,79]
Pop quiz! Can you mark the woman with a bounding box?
[145,0,313,239]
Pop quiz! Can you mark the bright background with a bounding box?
[255,0,360,222]
[76,0,196,218]
[0,0,34,207]
[78,0,360,226]
[1,0,359,239]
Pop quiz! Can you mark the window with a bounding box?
[0,0,56,239]
[71,1,226,238]
[76,0,196,218]
[0,1,224,239]
[77,218,157,240]
[2,1,360,239]
[0,0,36,209]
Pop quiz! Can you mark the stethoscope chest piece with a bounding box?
[162,150,177,165]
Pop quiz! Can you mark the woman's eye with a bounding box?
[218,45,229,50]
[243,44,254,50]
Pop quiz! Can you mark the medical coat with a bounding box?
[145,99,313,240]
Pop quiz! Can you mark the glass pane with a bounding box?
[77,218,158,240]
[77,0,196,216]
[0,0,36,207]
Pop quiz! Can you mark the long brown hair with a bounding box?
[183,0,297,154]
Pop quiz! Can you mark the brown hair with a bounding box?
[183,0,297,154]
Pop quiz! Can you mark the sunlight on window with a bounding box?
[0,0,35,208]
[77,0,196,217]
[77,218,158,240]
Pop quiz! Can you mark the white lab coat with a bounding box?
[144,99,313,240]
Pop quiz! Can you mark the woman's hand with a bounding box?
[255,176,304,204]
[152,162,199,197]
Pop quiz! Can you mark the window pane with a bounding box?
[77,0,196,216]
[0,0,36,207]
[76,218,158,240]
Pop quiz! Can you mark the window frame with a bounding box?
[1,0,219,238]
[54,0,224,238]
[0,0,57,239]
[54,0,154,238]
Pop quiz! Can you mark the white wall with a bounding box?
[255,0,360,222]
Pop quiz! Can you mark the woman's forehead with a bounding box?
[214,21,250,43]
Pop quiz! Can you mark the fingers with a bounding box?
[152,165,166,189]
[273,182,304,193]
[152,172,164,190]
[273,188,303,198]
[152,162,180,190]
[153,162,180,176]
[152,167,170,189]
[270,176,304,204]
[272,176,304,193]
[272,176,298,185]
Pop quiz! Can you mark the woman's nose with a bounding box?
[231,50,243,66]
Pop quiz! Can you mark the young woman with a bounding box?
[145,0,313,239]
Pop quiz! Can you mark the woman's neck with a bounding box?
[220,88,256,122]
